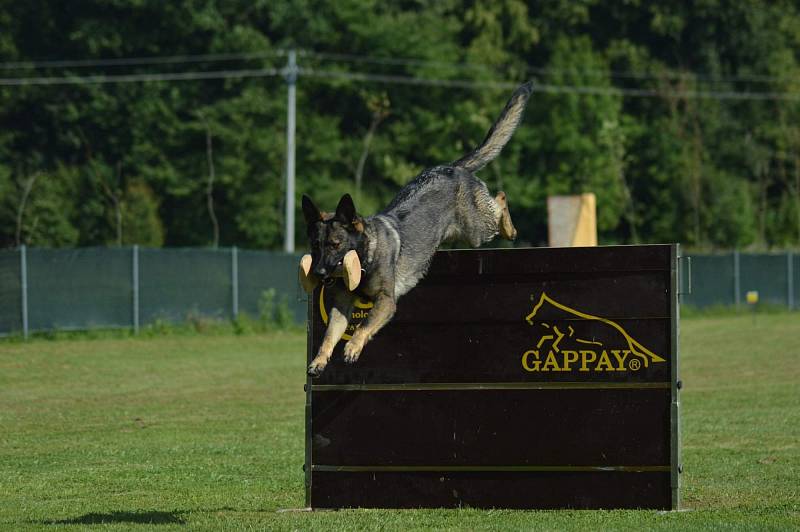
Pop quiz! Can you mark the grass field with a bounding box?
[1,314,799,530]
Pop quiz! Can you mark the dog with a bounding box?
[302,82,532,376]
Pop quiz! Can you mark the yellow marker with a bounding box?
[319,285,373,341]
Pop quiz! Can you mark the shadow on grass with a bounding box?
[41,510,185,525]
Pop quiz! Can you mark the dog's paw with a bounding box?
[307,358,327,377]
[343,340,363,364]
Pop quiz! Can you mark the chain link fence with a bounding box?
[0,247,797,337]
[681,251,798,309]
[0,246,305,337]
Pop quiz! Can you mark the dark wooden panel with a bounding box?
[313,318,671,384]
[310,246,674,385]
[394,272,670,323]
[425,245,672,277]
[316,272,671,325]
[311,389,670,466]
[311,471,671,509]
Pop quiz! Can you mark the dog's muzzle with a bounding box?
[320,260,344,285]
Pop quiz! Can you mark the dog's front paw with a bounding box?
[308,357,328,377]
[343,340,363,364]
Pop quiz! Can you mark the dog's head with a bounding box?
[302,193,365,280]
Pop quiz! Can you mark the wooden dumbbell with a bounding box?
[298,250,362,293]
[298,254,319,293]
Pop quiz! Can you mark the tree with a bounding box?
[2,0,800,250]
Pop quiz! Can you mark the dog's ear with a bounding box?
[334,193,357,225]
[302,195,322,225]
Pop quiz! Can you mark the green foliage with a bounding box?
[231,312,256,336]
[18,169,81,247]
[257,288,294,331]
[121,181,165,247]
[515,36,628,236]
[2,2,800,250]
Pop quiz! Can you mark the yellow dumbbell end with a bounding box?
[342,250,362,291]
[298,254,319,293]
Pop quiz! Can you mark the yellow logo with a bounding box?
[319,285,373,340]
[521,293,666,373]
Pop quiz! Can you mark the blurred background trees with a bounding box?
[1,0,800,250]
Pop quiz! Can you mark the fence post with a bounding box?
[733,250,740,307]
[232,246,239,318]
[284,50,297,253]
[788,250,794,311]
[132,245,140,333]
[20,245,28,339]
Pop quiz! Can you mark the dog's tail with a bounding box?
[452,81,533,173]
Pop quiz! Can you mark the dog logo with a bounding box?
[521,293,665,372]
[319,285,373,341]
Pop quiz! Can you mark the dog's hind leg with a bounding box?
[495,191,517,240]
[460,182,516,246]
[308,305,350,376]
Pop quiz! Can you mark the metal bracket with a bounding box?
[678,256,692,296]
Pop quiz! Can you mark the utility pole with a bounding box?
[284,50,297,253]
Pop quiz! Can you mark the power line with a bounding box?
[302,50,495,74]
[298,67,518,90]
[525,65,799,84]
[0,67,281,86]
[301,68,800,100]
[0,49,494,77]
[2,63,800,101]
[306,51,800,85]
[308,51,797,85]
[0,50,287,70]
[1,48,796,85]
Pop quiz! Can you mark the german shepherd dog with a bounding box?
[302,82,532,376]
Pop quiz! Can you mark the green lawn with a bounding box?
[1,314,799,530]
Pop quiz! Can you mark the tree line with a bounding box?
[2,0,800,251]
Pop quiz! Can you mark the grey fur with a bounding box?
[453,81,533,172]
[305,82,532,376]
